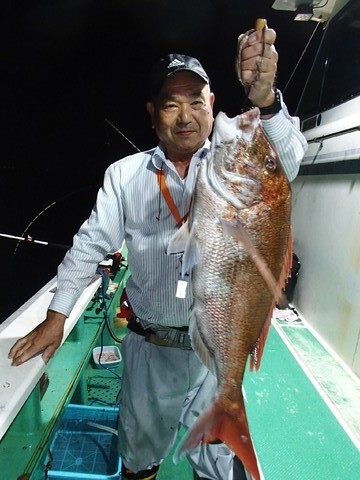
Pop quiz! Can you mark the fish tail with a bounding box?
[173,397,263,480]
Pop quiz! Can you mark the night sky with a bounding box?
[0,0,324,321]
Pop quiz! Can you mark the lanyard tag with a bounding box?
[176,280,188,299]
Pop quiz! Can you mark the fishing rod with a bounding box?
[0,233,71,251]
[105,118,141,153]
[7,121,138,257]
[13,200,57,255]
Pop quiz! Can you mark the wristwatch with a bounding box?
[249,89,282,116]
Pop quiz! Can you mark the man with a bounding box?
[9,25,307,480]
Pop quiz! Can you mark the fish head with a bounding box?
[208,109,289,210]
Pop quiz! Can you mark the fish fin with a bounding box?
[182,230,200,277]
[167,221,190,255]
[279,228,294,293]
[250,230,294,371]
[220,218,287,307]
[167,221,200,276]
[190,315,217,375]
[173,396,263,480]
[250,304,273,371]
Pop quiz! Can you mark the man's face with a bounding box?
[147,71,215,160]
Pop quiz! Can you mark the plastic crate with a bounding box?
[48,404,121,479]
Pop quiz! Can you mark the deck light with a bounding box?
[294,3,314,21]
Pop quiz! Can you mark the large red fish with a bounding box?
[172,108,292,479]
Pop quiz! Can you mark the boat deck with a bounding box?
[84,312,360,479]
[1,267,359,479]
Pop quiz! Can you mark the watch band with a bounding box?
[257,89,282,116]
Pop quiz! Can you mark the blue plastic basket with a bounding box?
[48,404,121,479]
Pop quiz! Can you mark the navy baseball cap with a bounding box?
[150,53,210,97]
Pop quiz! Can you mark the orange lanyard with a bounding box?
[156,169,190,227]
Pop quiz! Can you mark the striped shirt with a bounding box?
[50,105,307,326]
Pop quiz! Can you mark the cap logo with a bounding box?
[167,59,185,69]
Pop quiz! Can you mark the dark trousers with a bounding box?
[194,456,247,480]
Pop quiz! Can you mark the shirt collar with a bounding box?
[151,139,211,172]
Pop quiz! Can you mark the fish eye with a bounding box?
[265,156,276,172]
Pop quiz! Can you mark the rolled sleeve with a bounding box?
[48,163,125,316]
[262,93,308,182]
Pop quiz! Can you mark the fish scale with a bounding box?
[173,108,292,480]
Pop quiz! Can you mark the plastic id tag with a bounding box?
[176,280,188,299]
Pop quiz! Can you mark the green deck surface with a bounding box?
[6,271,358,479]
[0,266,130,480]
[244,322,360,479]
[84,317,360,479]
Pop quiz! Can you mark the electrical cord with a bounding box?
[99,262,128,343]
[95,269,124,382]
[97,321,122,382]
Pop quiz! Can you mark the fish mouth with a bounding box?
[206,112,263,210]
[213,110,260,144]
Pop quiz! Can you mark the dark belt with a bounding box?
[127,314,191,349]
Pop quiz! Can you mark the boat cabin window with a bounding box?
[296,0,360,119]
